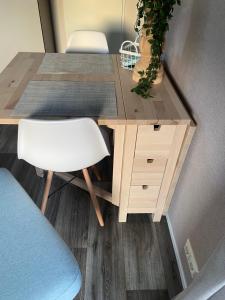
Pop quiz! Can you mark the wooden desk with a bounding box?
[0,52,195,222]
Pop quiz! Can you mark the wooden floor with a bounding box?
[0,125,182,300]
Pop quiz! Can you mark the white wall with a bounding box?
[50,0,137,53]
[0,0,44,72]
[165,0,225,285]
[123,0,138,40]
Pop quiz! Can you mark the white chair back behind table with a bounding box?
[65,30,109,54]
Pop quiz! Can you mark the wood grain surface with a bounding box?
[0,52,192,126]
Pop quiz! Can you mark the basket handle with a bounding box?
[119,40,139,54]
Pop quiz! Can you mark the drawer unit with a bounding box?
[127,134,170,212]
[119,122,193,223]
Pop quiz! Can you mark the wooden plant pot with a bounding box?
[132,33,164,84]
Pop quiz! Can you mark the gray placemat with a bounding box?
[37,53,114,74]
[12,80,117,117]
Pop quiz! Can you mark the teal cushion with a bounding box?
[0,168,81,300]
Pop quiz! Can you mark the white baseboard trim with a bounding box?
[166,213,188,289]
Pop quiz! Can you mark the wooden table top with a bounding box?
[0,52,191,125]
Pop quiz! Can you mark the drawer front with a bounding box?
[133,157,167,173]
[135,125,176,158]
[128,185,160,208]
[131,157,167,186]
[131,172,164,186]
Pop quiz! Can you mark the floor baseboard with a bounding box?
[166,213,187,289]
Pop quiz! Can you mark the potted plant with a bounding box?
[132,0,181,98]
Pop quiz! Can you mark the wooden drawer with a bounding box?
[133,157,167,173]
[131,172,164,186]
[131,157,167,186]
[128,185,160,208]
[135,125,176,158]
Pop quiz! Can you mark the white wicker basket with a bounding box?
[119,37,141,70]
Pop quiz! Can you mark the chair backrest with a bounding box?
[18,118,110,172]
[65,30,109,54]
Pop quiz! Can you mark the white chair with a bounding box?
[17,118,110,226]
[65,30,109,54]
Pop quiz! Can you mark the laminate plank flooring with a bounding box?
[55,184,90,248]
[72,248,87,300]
[0,125,183,300]
[155,218,183,299]
[0,125,17,153]
[123,216,166,290]
[84,203,126,300]
[127,290,169,300]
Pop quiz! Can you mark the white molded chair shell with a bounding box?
[65,30,109,54]
[18,118,110,172]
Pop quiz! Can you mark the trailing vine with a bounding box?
[132,0,181,98]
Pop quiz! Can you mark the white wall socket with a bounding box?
[184,239,199,278]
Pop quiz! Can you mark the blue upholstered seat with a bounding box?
[0,168,81,300]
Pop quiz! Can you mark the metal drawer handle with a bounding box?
[142,185,148,190]
[147,159,154,164]
[154,124,161,131]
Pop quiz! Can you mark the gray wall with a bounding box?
[165,0,225,284]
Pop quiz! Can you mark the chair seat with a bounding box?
[0,168,81,300]
[65,30,109,53]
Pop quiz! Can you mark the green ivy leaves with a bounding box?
[132,0,181,98]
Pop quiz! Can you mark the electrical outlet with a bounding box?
[184,239,199,278]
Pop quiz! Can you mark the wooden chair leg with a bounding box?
[82,168,104,227]
[41,170,53,214]
[91,165,101,181]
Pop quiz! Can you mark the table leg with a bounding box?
[111,125,125,207]
[118,125,137,222]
